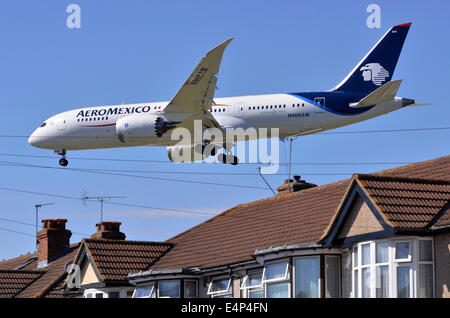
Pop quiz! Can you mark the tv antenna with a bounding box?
[34,202,54,249]
[81,194,126,223]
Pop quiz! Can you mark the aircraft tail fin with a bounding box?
[349,79,402,108]
[332,23,411,95]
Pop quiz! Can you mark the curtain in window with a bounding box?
[376,242,389,263]
[362,268,371,298]
[266,282,289,298]
[376,266,389,298]
[325,256,340,298]
[397,267,411,298]
[294,257,319,298]
[418,264,433,298]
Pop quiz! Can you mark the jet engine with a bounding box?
[116,114,176,143]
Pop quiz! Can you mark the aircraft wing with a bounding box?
[162,38,233,131]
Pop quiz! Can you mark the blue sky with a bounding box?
[0,1,449,260]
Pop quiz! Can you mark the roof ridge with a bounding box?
[356,173,450,185]
[84,238,172,246]
[375,155,450,175]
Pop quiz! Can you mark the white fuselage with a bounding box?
[28,93,405,151]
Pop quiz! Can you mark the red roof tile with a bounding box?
[0,270,44,298]
[82,239,172,282]
[356,174,450,229]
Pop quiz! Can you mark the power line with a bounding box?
[0,227,35,238]
[2,126,450,140]
[0,216,89,237]
[0,160,271,191]
[0,152,425,166]
[0,185,218,217]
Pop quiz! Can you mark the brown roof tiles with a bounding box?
[81,239,172,282]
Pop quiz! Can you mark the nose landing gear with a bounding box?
[54,149,68,167]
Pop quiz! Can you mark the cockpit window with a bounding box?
[40,122,47,128]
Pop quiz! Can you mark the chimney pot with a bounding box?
[91,221,126,240]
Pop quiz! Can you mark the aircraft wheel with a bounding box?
[217,153,227,164]
[59,158,68,167]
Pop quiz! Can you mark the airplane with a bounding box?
[29,22,427,167]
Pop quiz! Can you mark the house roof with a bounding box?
[0,270,44,298]
[355,174,450,229]
[151,155,450,270]
[76,239,173,282]
[0,244,80,298]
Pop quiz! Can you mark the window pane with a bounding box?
[419,241,433,262]
[353,246,358,267]
[397,267,411,298]
[248,289,264,298]
[354,270,359,298]
[210,278,230,293]
[184,281,197,298]
[266,282,289,298]
[376,242,389,263]
[263,261,288,281]
[95,293,103,298]
[244,270,263,288]
[294,257,319,298]
[376,266,389,298]
[362,244,371,265]
[108,291,120,298]
[134,286,153,298]
[395,242,410,260]
[325,256,340,298]
[159,281,180,298]
[418,264,433,298]
[362,268,371,298]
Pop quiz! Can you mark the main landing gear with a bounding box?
[217,144,239,165]
[54,149,68,167]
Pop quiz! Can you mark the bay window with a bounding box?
[352,238,434,298]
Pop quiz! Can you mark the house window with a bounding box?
[108,291,120,298]
[325,256,341,298]
[294,257,320,298]
[158,280,180,298]
[418,240,434,298]
[133,283,155,298]
[263,260,290,298]
[184,280,198,298]
[208,277,232,298]
[352,238,434,298]
[241,269,264,298]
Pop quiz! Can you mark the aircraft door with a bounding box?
[234,102,245,118]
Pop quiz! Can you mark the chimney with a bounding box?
[91,221,126,240]
[37,219,71,268]
[277,175,317,195]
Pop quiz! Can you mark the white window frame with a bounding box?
[132,283,155,298]
[352,237,434,298]
[394,241,412,262]
[262,260,290,284]
[207,276,232,297]
[241,269,264,290]
[157,280,181,298]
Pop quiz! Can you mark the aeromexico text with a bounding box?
[76,106,153,118]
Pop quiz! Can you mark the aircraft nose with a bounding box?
[28,130,46,148]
